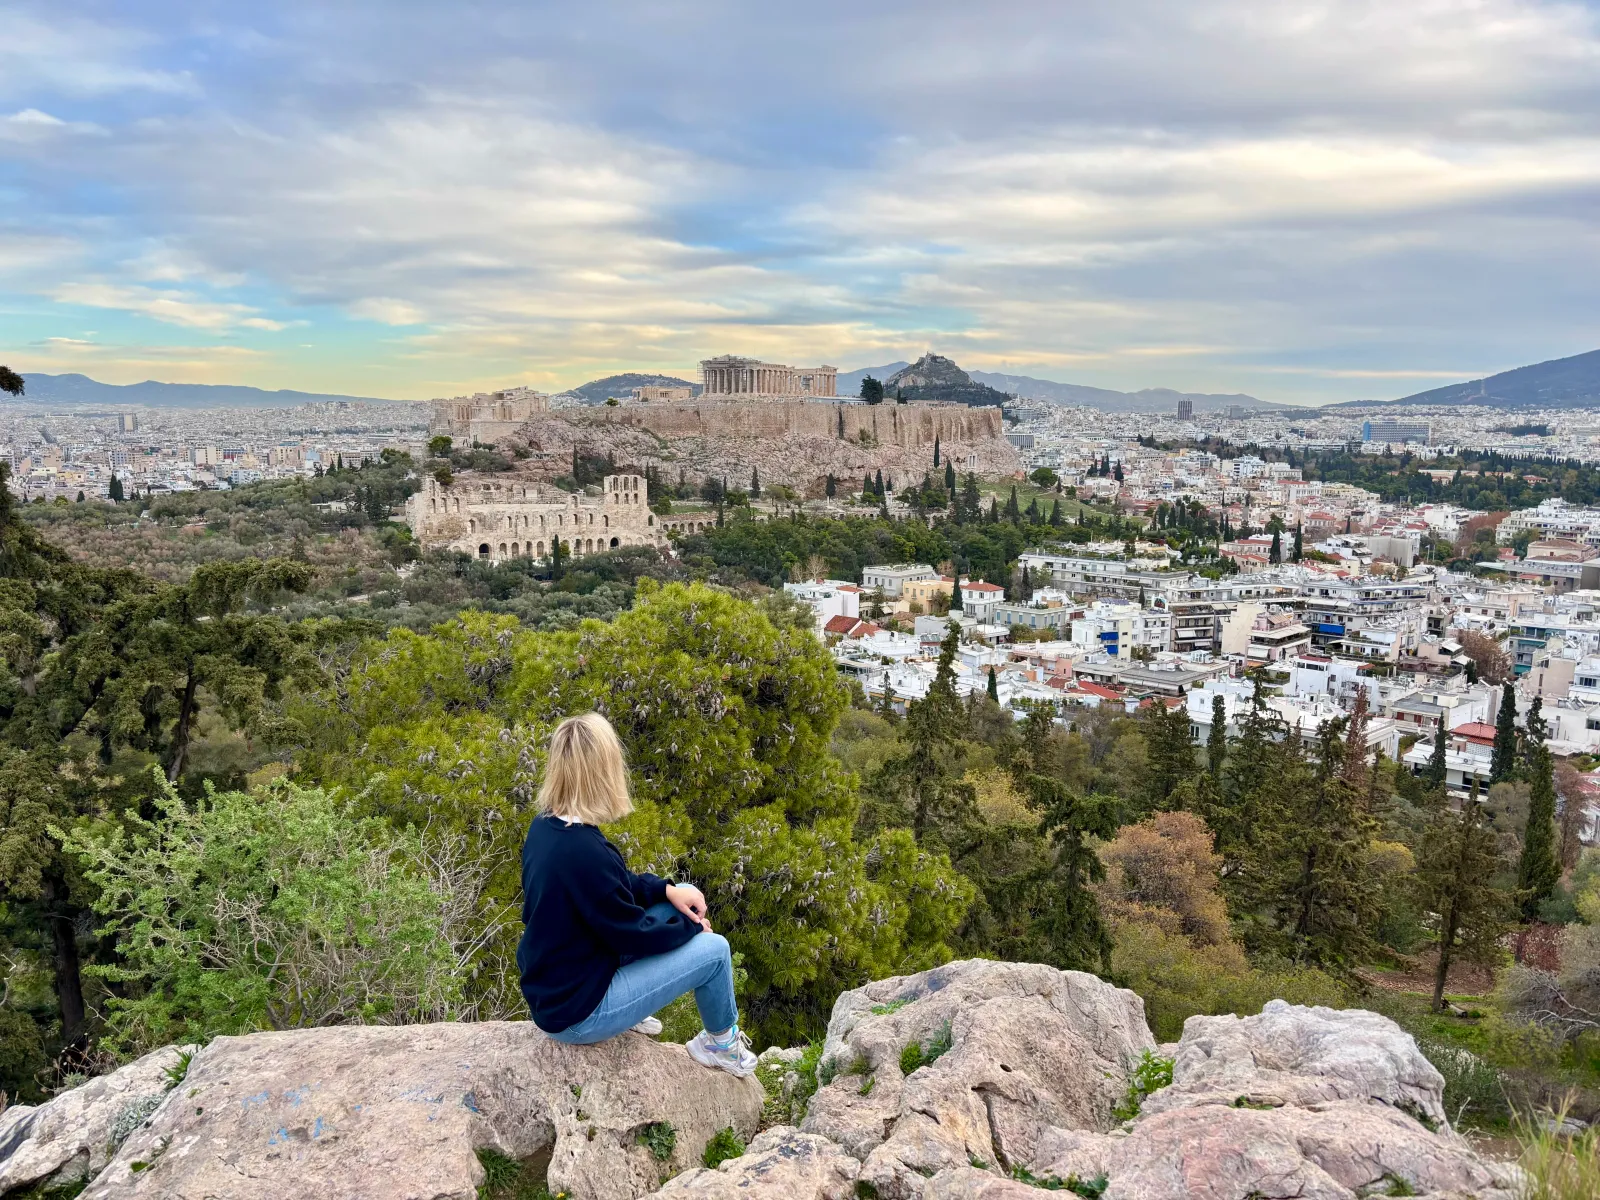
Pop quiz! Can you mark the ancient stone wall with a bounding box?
[505,400,1020,492]
[406,472,665,563]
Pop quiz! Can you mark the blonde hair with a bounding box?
[538,712,633,825]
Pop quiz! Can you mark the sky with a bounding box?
[3,1,1599,405]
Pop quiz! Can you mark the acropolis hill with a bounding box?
[430,354,1022,496]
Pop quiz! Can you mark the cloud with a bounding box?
[3,0,1600,401]
[51,282,289,332]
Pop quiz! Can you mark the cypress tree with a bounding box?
[1006,485,1021,524]
[933,436,941,467]
[750,467,760,498]
[1293,522,1303,562]
[1049,498,1062,526]
[1416,778,1510,1011]
[945,461,957,492]
[863,472,874,498]
[825,474,836,498]
[107,474,124,502]
[1490,682,1518,783]
[986,665,999,702]
[1427,713,1448,788]
[874,469,884,495]
[1516,743,1560,920]
[1207,693,1227,778]
[1269,529,1281,564]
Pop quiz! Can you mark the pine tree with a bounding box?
[986,665,999,702]
[1030,775,1120,973]
[1416,783,1510,1011]
[933,436,941,467]
[1490,682,1518,783]
[1427,713,1448,788]
[1141,699,1198,814]
[877,675,897,720]
[961,474,981,524]
[1516,743,1560,920]
[1340,688,1371,790]
[1207,693,1228,778]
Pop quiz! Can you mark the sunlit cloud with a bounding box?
[51,282,289,332]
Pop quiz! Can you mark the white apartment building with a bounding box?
[1071,600,1172,660]
[1498,499,1600,547]
[861,563,938,598]
[783,578,861,632]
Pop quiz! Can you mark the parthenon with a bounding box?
[700,355,837,399]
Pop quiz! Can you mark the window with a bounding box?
[1588,718,1600,732]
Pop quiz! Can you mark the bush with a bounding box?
[60,774,492,1052]
[701,1126,745,1168]
[1109,921,1349,1041]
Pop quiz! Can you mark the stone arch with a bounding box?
[469,518,477,532]
[478,543,490,558]
[498,542,508,558]
[537,541,545,557]
[647,515,654,526]
[609,536,619,548]
[603,514,609,528]
[511,541,519,556]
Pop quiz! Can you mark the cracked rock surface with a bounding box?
[647,1126,860,1199]
[0,1044,188,1194]
[74,1022,761,1200]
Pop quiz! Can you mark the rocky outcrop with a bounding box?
[0,1045,189,1194]
[648,1127,859,1199]
[801,960,1155,1199]
[67,1022,760,1200]
[3,970,1522,1200]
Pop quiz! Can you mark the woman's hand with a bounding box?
[666,882,711,932]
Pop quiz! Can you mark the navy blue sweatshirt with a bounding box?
[516,814,700,1032]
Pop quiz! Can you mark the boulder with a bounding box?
[0,1044,189,1194]
[1030,1102,1519,1200]
[1142,999,1450,1128]
[80,1021,761,1200]
[646,1126,859,1199]
[801,959,1154,1200]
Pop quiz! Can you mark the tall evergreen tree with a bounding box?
[1028,774,1119,972]
[750,467,760,498]
[863,472,874,498]
[960,474,981,523]
[1490,682,1518,783]
[107,473,124,502]
[874,469,884,495]
[825,473,836,498]
[1141,699,1198,814]
[986,665,998,702]
[1416,779,1510,1011]
[1269,528,1281,564]
[1293,522,1303,562]
[1427,713,1448,788]
[933,436,941,467]
[1207,693,1228,778]
[1005,485,1021,524]
[945,461,957,492]
[1049,498,1062,526]
[1516,743,1561,920]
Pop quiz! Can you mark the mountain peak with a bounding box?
[886,354,973,391]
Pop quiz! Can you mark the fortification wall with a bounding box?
[576,399,1001,446]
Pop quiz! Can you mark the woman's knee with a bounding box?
[692,930,731,965]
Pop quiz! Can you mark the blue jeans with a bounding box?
[546,903,739,1045]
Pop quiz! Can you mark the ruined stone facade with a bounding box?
[429,386,551,445]
[502,397,1020,493]
[405,472,665,563]
[700,356,837,399]
[631,385,694,403]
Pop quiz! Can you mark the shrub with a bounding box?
[701,1126,745,1169]
[637,1122,676,1161]
[60,774,492,1053]
[1111,1050,1174,1122]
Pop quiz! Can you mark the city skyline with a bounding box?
[4,1,1600,404]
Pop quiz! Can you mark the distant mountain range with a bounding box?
[836,360,1269,412]
[565,373,701,404]
[13,372,397,409]
[1329,347,1600,411]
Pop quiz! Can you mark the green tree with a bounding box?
[1141,699,1197,813]
[945,461,957,493]
[1292,522,1303,562]
[1005,485,1021,524]
[0,365,23,396]
[1049,498,1062,527]
[59,776,475,1052]
[1415,785,1510,1011]
[1029,773,1119,972]
[986,665,998,702]
[1517,743,1561,920]
[1207,694,1227,778]
[959,474,981,523]
[933,435,941,467]
[750,467,761,499]
[1269,528,1281,564]
[860,376,884,405]
[1491,682,1518,783]
[1427,713,1448,788]
[825,473,836,499]
[108,473,124,502]
[427,435,453,457]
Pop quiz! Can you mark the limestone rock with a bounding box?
[646,1126,859,1199]
[1143,998,1450,1128]
[802,959,1153,1200]
[1031,1102,1520,1200]
[80,1022,761,1200]
[925,1166,1042,1198]
[0,1044,189,1194]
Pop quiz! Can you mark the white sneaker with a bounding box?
[686,1028,758,1078]
[631,1016,663,1036]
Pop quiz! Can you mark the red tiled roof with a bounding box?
[823,615,859,634]
[1453,721,1498,741]
[964,581,1005,593]
[854,622,884,637]
[1072,681,1123,699]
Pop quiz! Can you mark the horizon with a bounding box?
[5,3,1600,404]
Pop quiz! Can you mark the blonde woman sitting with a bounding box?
[515,712,757,1077]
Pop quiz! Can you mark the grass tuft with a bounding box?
[1111,1051,1174,1122]
[1516,1103,1600,1200]
[701,1126,745,1169]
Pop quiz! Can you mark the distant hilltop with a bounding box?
[1329,346,1600,411]
[12,372,401,409]
[566,372,702,404]
[837,356,1270,412]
